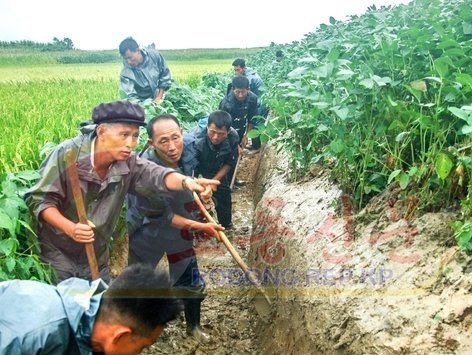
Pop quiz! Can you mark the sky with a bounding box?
[0,0,411,50]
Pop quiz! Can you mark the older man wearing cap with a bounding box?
[25,100,219,283]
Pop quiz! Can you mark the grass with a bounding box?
[0,60,232,83]
[0,47,262,65]
[0,59,235,172]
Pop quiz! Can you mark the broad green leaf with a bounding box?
[388,169,401,184]
[292,110,303,124]
[336,69,355,80]
[331,107,349,120]
[387,95,398,107]
[5,257,16,273]
[448,107,472,122]
[329,16,336,25]
[459,125,472,135]
[247,129,260,139]
[359,78,374,89]
[437,39,458,50]
[313,102,330,109]
[410,80,427,92]
[399,173,409,189]
[0,238,15,256]
[12,170,41,182]
[435,152,453,180]
[1,179,17,197]
[433,57,452,77]
[327,47,341,62]
[408,166,419,177]
[455,73,472,89]
[313,63,334,78]
[444,48,464,57]
[372,75,391,87]
[424,76,442,84]
[395,131,409,142]
[287,67,308,79]
[330,139,344,154]
[0,211,13,235]
[463,22,472,35]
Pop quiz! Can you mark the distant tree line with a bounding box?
[0,37,74,51]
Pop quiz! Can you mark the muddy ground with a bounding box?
[110,150,264,355]
[249,145,472,354]
[111,143,472,354]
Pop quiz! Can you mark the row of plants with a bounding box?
[249,0,472,254]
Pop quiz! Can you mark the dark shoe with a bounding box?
[223,223,234,230]
[187,325,211,343]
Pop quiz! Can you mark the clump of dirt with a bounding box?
[249,144,472,354]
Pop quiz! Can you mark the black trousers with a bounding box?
[129,249,206,327]
[213,181,232,228]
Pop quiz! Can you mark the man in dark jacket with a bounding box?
[232,58,268,149]
[119,37,171,103]
[195,111,239,229]
[127,114,223,342]
[0,264,181,355]
[25,100,219,283]
[219,76,258,148]
[232,58,265,97]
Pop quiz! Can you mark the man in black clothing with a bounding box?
[219,76,258,149]
[195,111,239,228]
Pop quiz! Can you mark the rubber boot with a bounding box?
[185,299,210,343]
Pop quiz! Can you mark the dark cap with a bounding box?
[92,100,146,126]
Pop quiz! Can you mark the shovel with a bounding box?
[65,149,100,280]
[192,192,272,317]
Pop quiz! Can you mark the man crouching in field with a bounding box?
[25,100,220,283]
[0,264,181,354]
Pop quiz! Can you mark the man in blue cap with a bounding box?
[25,100,220,283]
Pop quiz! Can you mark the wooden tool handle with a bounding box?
[65,149,100,281]
[193,192,250,273]
[230,154,242,190]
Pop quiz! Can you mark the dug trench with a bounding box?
[111,144,472,354]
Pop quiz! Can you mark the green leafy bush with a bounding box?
[0,171,52,281]
[251,0,472,211]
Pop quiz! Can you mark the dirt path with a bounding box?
[139,150,263,355]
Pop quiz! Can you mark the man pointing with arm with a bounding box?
[25,100,219,283]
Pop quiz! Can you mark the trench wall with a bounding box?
[248,145,472,354]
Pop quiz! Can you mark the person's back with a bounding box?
[0,278,105,354]
[0,264,182,355]
[244,67,265,97]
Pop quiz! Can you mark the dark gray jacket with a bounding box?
[120,48,171,101]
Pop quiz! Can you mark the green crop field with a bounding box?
[0,47,239,280]
[0,59,234,172]
[0,60,231,83]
